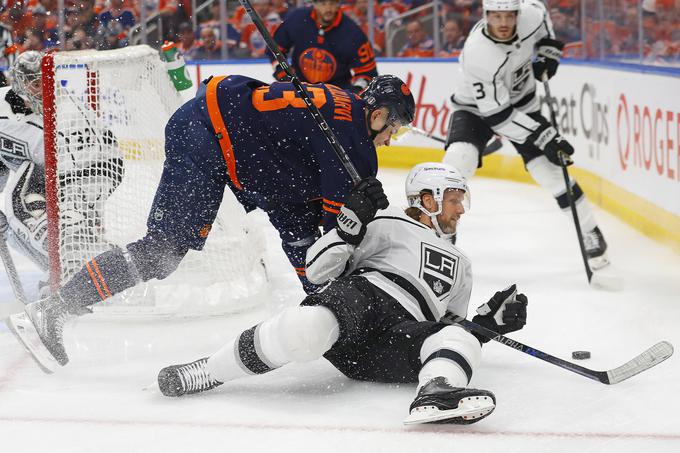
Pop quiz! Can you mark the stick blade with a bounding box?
[606,341,674,384]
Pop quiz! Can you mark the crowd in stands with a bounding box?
[1,0,678,66]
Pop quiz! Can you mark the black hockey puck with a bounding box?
[572,351,591,360]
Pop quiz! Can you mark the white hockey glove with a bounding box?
[336,177,388,245]
[533,38,564,81]
[471,284,528,342]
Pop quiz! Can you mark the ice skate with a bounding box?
[404,377,496,425]
[157,357,224,397]
[5,294,87,372]
[584,226,609,270]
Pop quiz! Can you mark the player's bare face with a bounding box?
[436,189,466,235]
[314,0,341,27]
[486,11,518,41]
[369,107,400,147]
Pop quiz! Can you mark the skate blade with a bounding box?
[588,254,610,271]
[403,395,495,425]
[4,313,58,374]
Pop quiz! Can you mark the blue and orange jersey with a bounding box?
[271,6,378,89]
[193,75,377,231]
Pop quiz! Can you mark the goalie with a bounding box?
[0,51,122,291]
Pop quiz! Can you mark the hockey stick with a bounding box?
[542,77,621,291]
[393,125,504,156]
[449,316,673,385]
[0,209,28,305]
[542,77,592,282]
[238,0,361,184]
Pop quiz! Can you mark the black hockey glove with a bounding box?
[532,38,564,81]
[336,177,389,245]
[471,284,528,343]
[528,122,574,166]
[273,63,292,82]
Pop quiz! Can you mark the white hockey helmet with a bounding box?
[405,162,469,237]
[482,0,521,13]
[10,51,43,115]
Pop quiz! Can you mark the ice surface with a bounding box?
[1,169,679,453]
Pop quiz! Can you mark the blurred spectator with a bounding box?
[441,0,482,34]
[1,22,17,73]
[232,0,281,33]
[22,28,44,51]
[439,17,464,57]
[65,27,95,51]
[343,0,386,55]
[271,0,291,22]
[73,0,102,37]
[30,5,59,48]
[99,0,136,31]
[193,26,221,60]
[200,2,247,58]
[239,0,281,58]
[397,18,434,57]
[550,7,580,44]
[176,21,198,60]
[94,17,129,50]
[150,0,191,42]
[1,2,34,41]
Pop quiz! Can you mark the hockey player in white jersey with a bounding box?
[156,164,528,425]
[0,51,51,275]
[0,51,121,290]
[444,0,609,269]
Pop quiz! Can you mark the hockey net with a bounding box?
[42,45,268,318]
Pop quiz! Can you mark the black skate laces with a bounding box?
[584,229,602,251]
[177,360,216,392]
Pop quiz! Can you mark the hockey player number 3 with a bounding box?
[252,86,327,112]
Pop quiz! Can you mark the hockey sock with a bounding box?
[418,326,481,390]
[59,247,138,307]
[555,182,598,233]
[526,155,597,232]
[207,306,339,383]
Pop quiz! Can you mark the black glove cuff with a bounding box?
[536,37,565,51]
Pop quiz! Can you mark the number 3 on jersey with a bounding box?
[252,85,327,112]
[472,82,485,100]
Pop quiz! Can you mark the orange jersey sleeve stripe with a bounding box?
[206,76,243,190]
[85,261,107,301]
[323,205,340,214]
[323,198,344,207]
[90,259,112,299]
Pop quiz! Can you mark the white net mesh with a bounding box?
[45,46,267,317]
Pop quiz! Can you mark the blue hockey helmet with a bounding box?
[360,75,416,127]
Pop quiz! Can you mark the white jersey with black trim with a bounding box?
[0,86,45,176]
[452,0,555,143]
[305,206,473,322]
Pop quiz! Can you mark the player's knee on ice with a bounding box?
[418,325,482,389]
[261,306,340,364]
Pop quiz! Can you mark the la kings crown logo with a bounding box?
[419,243,457,300]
